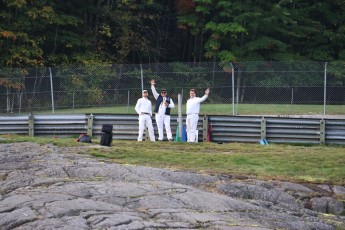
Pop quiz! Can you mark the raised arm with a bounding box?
[197,88,210,103]
[150,79,159,99]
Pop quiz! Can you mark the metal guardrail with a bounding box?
[209,116,262,143]
[209,115,345,145]
[325,119,345,145]
[0,114,30,135]
[33,114,88,136]
[0,114,344,145]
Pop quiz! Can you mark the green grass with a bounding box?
[0,135,81,147]
[1,134,344,185]
[35,103,345,115]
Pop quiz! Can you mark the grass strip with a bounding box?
[1,135,344,185]
[34,103,345,115]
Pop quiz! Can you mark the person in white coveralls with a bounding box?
[151,79,175,141]
[135,89,155,141]
[186,88,210,142]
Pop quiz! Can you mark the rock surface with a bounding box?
[0,142,344,230]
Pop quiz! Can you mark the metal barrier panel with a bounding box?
[0,114,29,135]
[325,119,345,145]
[33,114,88,136]
[265,117,320,144]
[93,114,138,140]
[209,116,262,143]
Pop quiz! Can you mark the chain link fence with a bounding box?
[1,61,345,115]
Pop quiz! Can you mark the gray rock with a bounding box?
[0,207,38,230]
[217,182,302,211]
[333,185,345,199]
[0,142,344,230]
[310,197,344,215]
[277,181,314,193]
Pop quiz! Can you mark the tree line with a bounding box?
[1,0,344,67]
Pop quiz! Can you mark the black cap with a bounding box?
[161,88,167,93]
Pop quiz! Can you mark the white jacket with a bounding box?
[186,94,208,115]
[135,97,152,116]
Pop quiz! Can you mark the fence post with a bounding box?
[87,114,94,136]
[323,62,327,116]
[72,92,75,111]
[28,114,34,137]
[320,119,325,145]
[178,94,183,140]
[261,117,267,140]
[49,67,55,114]
[127,90,130,113]
[230,62,235,115]
[140,64,144,91]
[202,115,209,142]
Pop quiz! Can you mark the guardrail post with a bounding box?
[261,117,266,140]
[87,114,94,136]
[320,119,325,145]
[28,114,34,137]
[203,115,209,142]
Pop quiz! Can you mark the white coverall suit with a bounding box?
[186,94,208,142]
[151,85,175,141]
[135,96,155,141]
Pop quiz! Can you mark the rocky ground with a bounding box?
[0,142,344,230]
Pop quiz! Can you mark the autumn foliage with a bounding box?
[175,0,196,15]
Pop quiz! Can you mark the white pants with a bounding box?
[155,113,172,140]
[186,114,199,142]
[138,115,155,141]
